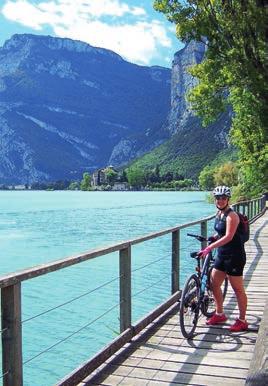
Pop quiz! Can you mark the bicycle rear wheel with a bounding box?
[202,267,228,318]
[179,274,200,339]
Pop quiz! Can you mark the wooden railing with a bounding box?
[0,195,266,386]
[232,195,267,223]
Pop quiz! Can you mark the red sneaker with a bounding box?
[229,319,248,332]
[206,313,227,325]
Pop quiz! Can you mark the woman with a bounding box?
[198,185,248,332]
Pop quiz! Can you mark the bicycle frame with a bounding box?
[192,252,213,314]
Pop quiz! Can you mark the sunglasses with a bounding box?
[215,195,228,200]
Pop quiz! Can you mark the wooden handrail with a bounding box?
[0,214,214,289]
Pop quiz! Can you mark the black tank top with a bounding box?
[214,208,245,256]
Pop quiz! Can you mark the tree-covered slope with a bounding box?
[127,111,234,180]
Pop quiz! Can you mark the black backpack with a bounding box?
[220,208,250,243]
[236,212,250,243]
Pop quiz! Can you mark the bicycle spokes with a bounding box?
[180,274,200,339]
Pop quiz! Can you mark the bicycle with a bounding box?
[179,233,228,339]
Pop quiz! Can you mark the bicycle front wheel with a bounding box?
[179,274,200,339]
[202,267,228,318]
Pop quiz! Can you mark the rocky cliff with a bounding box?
[167,40,231,145]
[127,41,233,179]
[0,34,171,183]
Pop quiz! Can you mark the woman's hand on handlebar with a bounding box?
[198,245,212,258]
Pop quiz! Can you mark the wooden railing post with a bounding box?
[172,230,180,293]
[254,199,257,217]
[200,221,207,249]
[1,284,23,386]
[247,201,250,219]
[119,246,131,333]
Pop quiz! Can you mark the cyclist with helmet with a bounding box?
[198,185,248,332]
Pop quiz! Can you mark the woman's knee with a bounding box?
[232,286,246,297]
[211,269,226,288]
[228,276,246,294]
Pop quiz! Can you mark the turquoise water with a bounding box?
[0,191,214,385]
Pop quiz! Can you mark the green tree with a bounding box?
[154,0,268,195]
[68,181,80,190]
[199,166,215,190]
[80,172,91,191]
[118,170,128,182]
[104,168,118,184]
[214,162,238,187]
[126,166,146,188]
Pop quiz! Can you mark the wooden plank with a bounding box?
[143,337,256,352]
[109,355,249,377]
[91,365,246,385]
[124,347,252,366]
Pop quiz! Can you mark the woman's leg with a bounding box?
[227,275,247,320]
[211,268,227,314]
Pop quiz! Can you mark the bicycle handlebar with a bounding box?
[187,233,207,242]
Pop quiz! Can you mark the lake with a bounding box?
[0,191,215,385]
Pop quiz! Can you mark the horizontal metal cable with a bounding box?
[131,253,170,273]
[180,246,194,252]
[22,275,120,324]
[132,247,196,274]
[0,371,9,379]
[132,272,170,298]
[23,301,121,366]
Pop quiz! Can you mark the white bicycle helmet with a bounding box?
[212,185,231,197]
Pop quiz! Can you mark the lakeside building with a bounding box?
[91,166,129,190]
[112,182,128,191]
[91,169,106,187]
[1,184,31,190]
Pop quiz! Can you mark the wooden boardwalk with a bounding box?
[81,210,268,386]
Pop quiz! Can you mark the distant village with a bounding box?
[0,166,129,191]
[0,164,195,191]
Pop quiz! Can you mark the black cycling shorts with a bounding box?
[213,253,246,276]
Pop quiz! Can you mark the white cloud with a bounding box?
[55,19,171,64]
[1,0,172,65]
[2,0,66,29]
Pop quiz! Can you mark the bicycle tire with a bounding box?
[202,267,228,318]
[179,274,200,339]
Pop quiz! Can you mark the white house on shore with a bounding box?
[112,182,128,191]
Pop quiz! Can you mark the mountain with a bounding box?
[127,41,233,180]
[0,34,171,184]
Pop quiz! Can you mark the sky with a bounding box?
[0,0,184,68]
